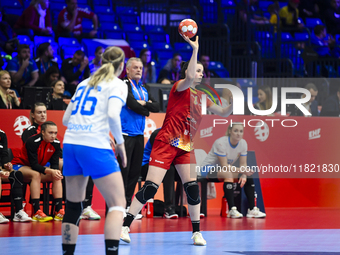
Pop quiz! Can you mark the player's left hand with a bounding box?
[181,34,199,51]
[238,174,247,188]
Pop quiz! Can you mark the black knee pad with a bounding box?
[135,181,159,204]
[9,171,24,188]
[62,200,83,226]
[184,181,201,205]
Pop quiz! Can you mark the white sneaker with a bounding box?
[246,207,266,218]
[81,206,101,220]
[120,226,131,243]
[191,231,206,246]
[135,213,143,220]
[13,209,33,222]
[0,212,9,224]
[227,206,243,218]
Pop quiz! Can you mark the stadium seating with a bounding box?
[34,36,54,45]
[305,18,324,29]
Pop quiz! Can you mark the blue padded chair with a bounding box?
[144,26,165,34]
[17,35,32,44]
[99,14,115,23]
[258,1,272,11]
[305,18,324,29]
[105,31,125,40]
[3,8,23,16]
[119,14,140,25]
[294,32,310,42]
[34,36,55,45]
[148,33,169,44]
[0,0,22,8]
[94,6,113,14]
[49,2,66,12]
[61,45,84,60]
[58,37,81,48]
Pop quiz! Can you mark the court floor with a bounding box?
[1,208,340,254]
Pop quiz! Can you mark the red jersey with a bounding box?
[156,80,213,151]
[57,8,94,36]
[12,133,61,174]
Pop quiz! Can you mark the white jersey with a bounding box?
[200,136,247,167]
[63,77,128,149]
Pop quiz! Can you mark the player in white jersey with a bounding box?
[200,123,266,219]
[61,46,128,255]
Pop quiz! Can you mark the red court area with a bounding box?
[1,207,340,238]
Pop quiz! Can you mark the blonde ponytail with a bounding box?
[88,46,125,88]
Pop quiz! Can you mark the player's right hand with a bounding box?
[116,143,127,168]
[52,169,63,180]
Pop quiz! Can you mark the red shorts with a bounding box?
[149,140,196,170]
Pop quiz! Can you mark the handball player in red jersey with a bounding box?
[121,35,233,246]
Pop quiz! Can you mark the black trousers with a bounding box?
[118,135,144,207]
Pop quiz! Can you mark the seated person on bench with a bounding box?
[200,123,266,218]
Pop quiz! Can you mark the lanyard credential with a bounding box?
[129,78,145,101]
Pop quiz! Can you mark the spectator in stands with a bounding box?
[57,0,99,39]
[293,83,319,116]
[0,70,20,109]
[279,0,304,32]
[254,85,273,111]
[120,57,159,218]
[220,88,232,108]
[14,0,53,37]
[139,49,156,84]
[239,0,270,25]
[200,55,220,80]
[50,80,67,110]
[6,44,39,96]
[61,50,90,96]
[268,2,280,28]
[311,25,340,58]
[12,121,64,222]
[200,123,265,219]
[324,0,340,36]
[141,129,178,219]
[0,129,33,223]
[299,0,320,20]
[35,42,58,75]
[51,79,65,100]
[157,53,182,83]
[320,86,340,116]
[35,65,60,87]
[160,78,172,84]
[0,11,18,55]
[89,46,103,74]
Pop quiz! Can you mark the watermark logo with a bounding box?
[254,122,270,142]
[309,128,321,140]
[201,84,311,116]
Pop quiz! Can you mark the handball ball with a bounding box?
[178,19,198,38]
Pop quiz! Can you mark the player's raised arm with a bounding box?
[208,102,233,117]
[176,35,199,92]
